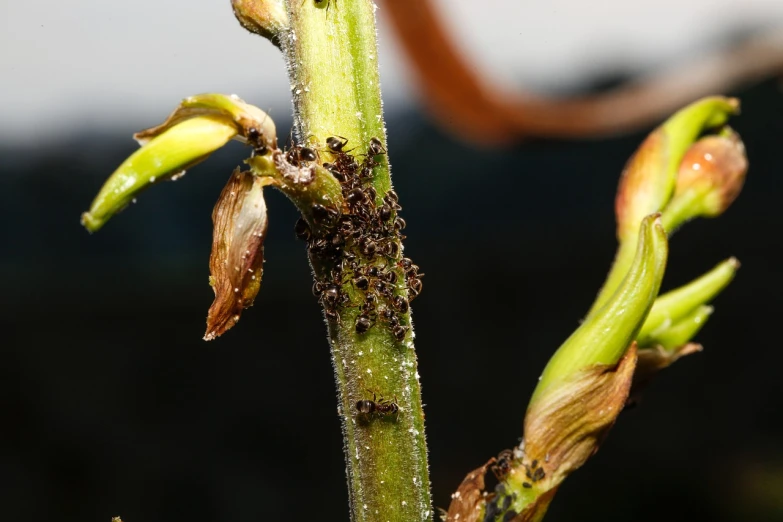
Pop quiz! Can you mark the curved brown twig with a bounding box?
[383,0,783,144]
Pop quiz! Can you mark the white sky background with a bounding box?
[1,0,783,144]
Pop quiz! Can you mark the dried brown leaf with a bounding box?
[445,458,494,522]
[522,344,638,486]
[205,169,271,340]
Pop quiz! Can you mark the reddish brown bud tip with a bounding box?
[674,131,747,217]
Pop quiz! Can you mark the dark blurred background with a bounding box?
[2,78,782,522]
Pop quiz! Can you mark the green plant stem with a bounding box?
[281,1,432,521]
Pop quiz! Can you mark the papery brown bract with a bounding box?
[205,169,272,340]
[444,458,495,522]
[520,345,638,492]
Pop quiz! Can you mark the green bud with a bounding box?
[660,131,747,233]
[615,96,739,244]
[638,257,739,347]
[232,0,288,45]
[533,214,667,403]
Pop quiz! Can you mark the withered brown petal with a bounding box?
[445,458,495,522]
[522,344,638,486]
[205,169,271,341]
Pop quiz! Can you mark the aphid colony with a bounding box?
[291,136,423,341]
[482,449,548,521]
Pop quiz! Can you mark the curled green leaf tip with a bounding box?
[533,214,668,402]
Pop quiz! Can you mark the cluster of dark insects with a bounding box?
[521,458,546,488]
[483,449,529,522]
[292,135,423,341]
[482,486,518,522]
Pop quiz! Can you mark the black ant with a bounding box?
[392,295,409,313]
[368,137,386,156]
[314,282,349,322]
[326,135,350,153]
[355,313,372,334]
[491,449,514,481]
[286,145,317,166]
[246,127,269,156]
[392,324,408,342]
[355,391,398,416]
[310,203,339,227]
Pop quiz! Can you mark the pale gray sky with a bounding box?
[2,0,782,144]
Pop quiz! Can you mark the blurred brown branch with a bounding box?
[383,0,783,145]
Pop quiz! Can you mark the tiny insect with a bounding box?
[377,204,392,223]
[355,392,398,416]
[502,511,518,522]
[326,135,349,153]
[392,295,409,313]
[368,137,386,156]
[300,147,317,162]
[392,324,408,342]
[500,495,512,512]
[301,0,334,15]
[346,187,367,206]
[492,449,514,480]
[353,275,369,291]
[311,203,339,226]
[355,313,372,334]
[246,127,269,156]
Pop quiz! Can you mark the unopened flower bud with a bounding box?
[232,0,288,45]
[615,96,739,244]
[591,97,738,316]
[661,131,747,232]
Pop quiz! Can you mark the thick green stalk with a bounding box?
[281,2,431,521]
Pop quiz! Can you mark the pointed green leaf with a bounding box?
[532,214,667,403]
[638,257,738,345]
[81,116,238,232]
[81,93,278,233]
[648,305,713,351]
